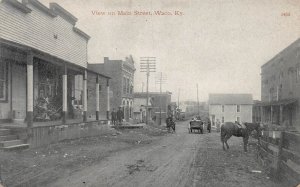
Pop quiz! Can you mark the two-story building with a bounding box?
[88,56,135,122]
[208,94,253,128]
[255,38,300,131]
[0,0,110,127]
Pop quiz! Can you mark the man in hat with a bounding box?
[111,108,117,125]
[117,107,124,125]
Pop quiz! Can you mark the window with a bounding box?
[222,105,224,112]
[126,78,129,94]
[237,105,240,112]
[129,81,133,94]
[123,77,126,94]
[279,71,283,83]
[99,85,102,92]
[0,62,8,102]
[297,65,300,82]
[237,117,240,123]
[222,116,224,123]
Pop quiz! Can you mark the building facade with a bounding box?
[255,38,300,131]
[0,0,110,126]
[208,94,253,127]
[134,92,172,124]
[88,56,135,122]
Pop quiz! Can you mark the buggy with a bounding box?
[188,119,204,134]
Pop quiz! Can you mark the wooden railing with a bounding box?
[257,129,300,186]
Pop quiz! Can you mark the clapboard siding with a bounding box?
[0,2,87,68]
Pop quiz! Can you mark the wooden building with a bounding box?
[0,0,110,127]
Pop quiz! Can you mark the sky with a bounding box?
[40,0,300,102]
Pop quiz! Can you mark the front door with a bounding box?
[211,115,215,127]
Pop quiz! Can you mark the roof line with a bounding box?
[261,37,300,68]
[73,27,90,41]
[49,2,78,25]
[86,68,111,79]
[27,0,57,17]
[3,0,32,13]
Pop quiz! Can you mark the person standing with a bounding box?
[207,118,211,133]
[111,108,117,125]
[216,119,221,132]
[117,107,124,125]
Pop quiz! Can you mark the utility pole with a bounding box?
[140,57,156,124]
[197,83,200,116]
[155,72,167,125]
[178,88,180,110]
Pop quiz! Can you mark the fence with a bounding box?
[257,129,300,186]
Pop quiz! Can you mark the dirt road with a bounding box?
[49,121,281,187]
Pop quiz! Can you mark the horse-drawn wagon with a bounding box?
[188,119,204,134]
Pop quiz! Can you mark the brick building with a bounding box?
[209,94,253,128]
[88,56,135,121]
[254,38,300,131]
[0,0,110,126]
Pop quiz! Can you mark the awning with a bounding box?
[255,98,297,106]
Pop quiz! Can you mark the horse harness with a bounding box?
[234,122,246,137]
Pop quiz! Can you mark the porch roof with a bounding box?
[256,98,298,106]
[0,38,110,79]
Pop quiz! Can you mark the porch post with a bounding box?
[280,105,283,125]
[270,105,273,124]
[83,70,87,122]
[62,65,67,124]
[26,52,34,128]
[106,79,110,120]
[96,75,100,120]
[260,106,264,123]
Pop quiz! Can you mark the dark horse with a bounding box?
[166,117,176,132]
[221,122,261,152]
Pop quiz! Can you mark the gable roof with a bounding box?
[209,94,253,105]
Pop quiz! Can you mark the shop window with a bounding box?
[39,81,55,98]
[222,105,224,112]
[222,116,224,123]
[237,117,240,123]
[0,62,8,102]
[74,75,83,105]
[237,105,240,112]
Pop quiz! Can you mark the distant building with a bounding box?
[208,94,253,127]
[134,92,172,124]
[179,101,208,118]
[255,38,300,131]
[88,56,135,122]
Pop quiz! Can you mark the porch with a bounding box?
[0,39,111,128]
[253,98,298,129]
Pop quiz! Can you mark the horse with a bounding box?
[166,117,176,133]
[220,122,262,152]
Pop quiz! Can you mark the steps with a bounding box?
[0,129,29,150]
